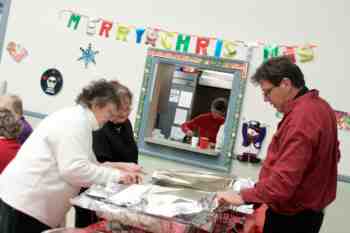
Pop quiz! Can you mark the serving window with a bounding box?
[134,48,249,172]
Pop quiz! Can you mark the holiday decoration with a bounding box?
[275,111,283,119]
[6,41,28,63]
[60,10,317,63]
[145,28,159,47]
[40,68,63,96]
[335,111,350,131]
[263,45,279,62]
[67,13,81,30]
[222,41,237,58]
[86,18,101,36]
[297,44,315,62]
[195,37,210,56]
[135,28,146,44]
[160,31,176,49]
[214,39,223,58]
[237,120,267,163]
[99,20,113,38]
[175,34,191,53]
[116,24,131,41]
[283,46,296,63]
[78,43,99,68]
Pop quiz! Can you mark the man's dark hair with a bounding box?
[251,56,305,88]
[211,97,228,116]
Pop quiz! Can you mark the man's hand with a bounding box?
[186,130,194,137]
[119,171,143,184]
[216,191,245,206]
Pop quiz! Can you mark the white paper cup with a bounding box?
[191,136,199,147]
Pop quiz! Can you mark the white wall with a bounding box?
[0,0,349,176]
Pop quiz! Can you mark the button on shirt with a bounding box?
[241,90,340,214]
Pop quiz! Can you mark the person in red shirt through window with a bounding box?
[0,108,21,173]
[216,56,340,233]
[181,97,227,148]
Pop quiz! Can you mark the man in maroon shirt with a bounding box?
[216,56,340,233]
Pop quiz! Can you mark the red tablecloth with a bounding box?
[76,205,267,233]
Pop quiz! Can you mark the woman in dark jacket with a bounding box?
[75,81,139,227]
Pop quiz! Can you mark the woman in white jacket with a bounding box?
[0,79,141,233]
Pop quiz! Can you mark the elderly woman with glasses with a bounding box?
[0,79,142,233]
[0,94,33,144]
[0,108,21,173]
[75,81,140,228]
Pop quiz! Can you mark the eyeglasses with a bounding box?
[120,105,132,113]
[106,104,119,118]
[111,105,132,119]
[262,86,277,98]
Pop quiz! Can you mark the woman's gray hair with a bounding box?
[75,79,122,109]
[110,80,133,105]
[0,94,22,118]
[7,95,23,116]
[0,108,21,139]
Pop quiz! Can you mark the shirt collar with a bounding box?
[283,89,319,115]
[294,86,309,99]
[80,105,100,131]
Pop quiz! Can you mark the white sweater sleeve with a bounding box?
[48,121,121,187]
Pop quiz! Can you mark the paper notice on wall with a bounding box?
[169,88,180,103]
[174,108,187,125]
[170,126,185,140]
[178,91,193,108]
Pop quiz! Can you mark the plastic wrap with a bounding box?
[70,170,253,233]
[71,183,217,233]
[151,170,235,192]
